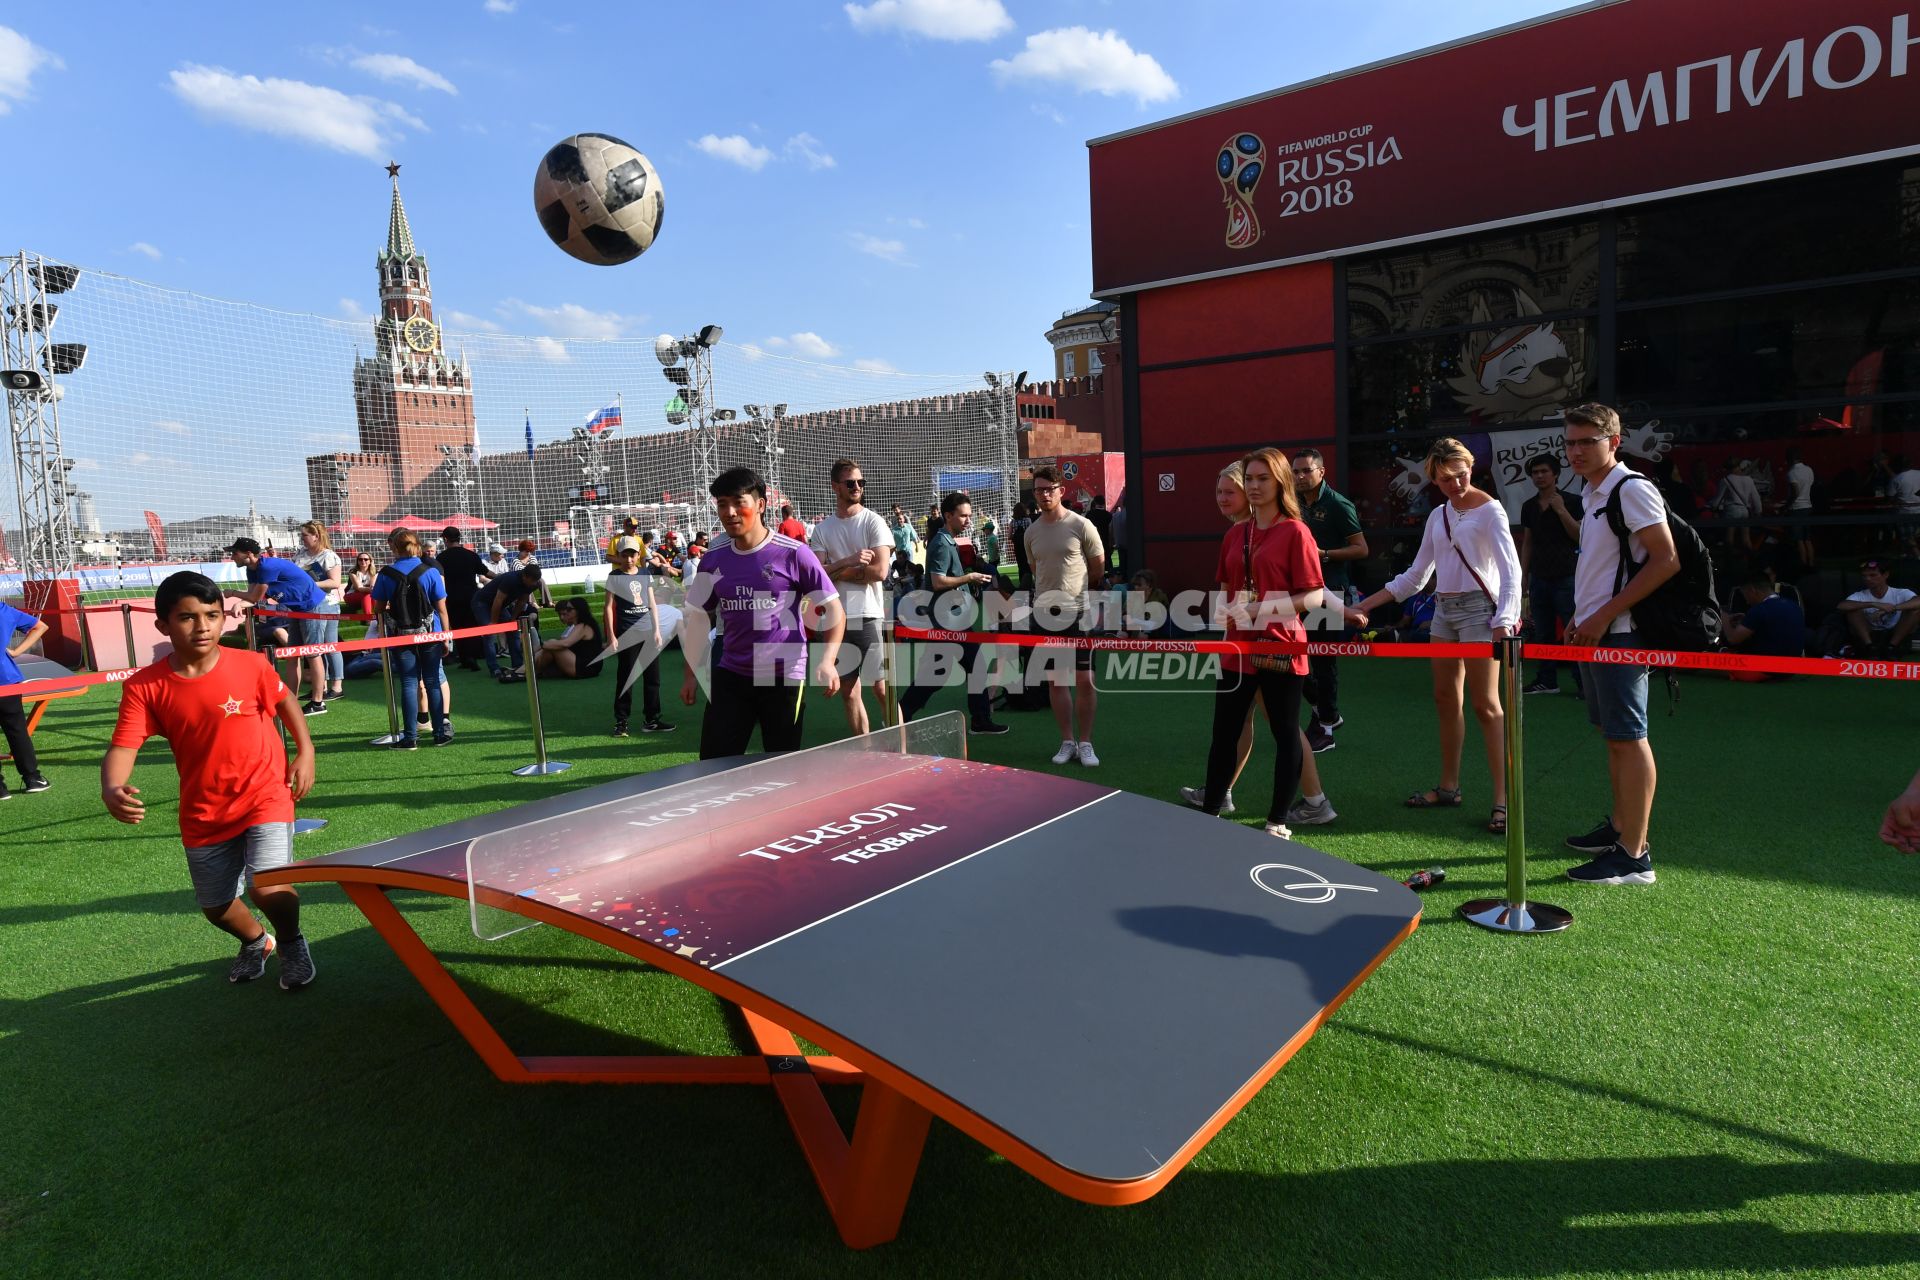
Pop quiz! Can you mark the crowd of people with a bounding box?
[19,399,1914,994]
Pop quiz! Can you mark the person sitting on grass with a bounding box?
[1836,559,1920,658]
[101,570,318,990]
[533,597,604,680]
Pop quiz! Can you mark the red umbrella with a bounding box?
[328,517,394,534]
[438,512,499,530]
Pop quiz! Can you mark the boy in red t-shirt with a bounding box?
[102,572,319,989]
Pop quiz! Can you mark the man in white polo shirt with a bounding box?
[811,457,894,734]
[1560,402,1680,886]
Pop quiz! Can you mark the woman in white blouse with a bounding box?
[1353,438,1522,834]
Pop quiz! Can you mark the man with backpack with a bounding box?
[1560,403,1682,887]
[372,527,452,749]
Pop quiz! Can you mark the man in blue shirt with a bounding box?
[371,526,453,747]
[1723,574,1807,680]
[0,600,52,799]
[226,537,328,716]
[473,564,544,681]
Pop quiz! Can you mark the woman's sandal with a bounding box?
[1488,804,1508,834]
[1405,786,1464,809]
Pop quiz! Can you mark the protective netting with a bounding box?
[4,255,1018,569]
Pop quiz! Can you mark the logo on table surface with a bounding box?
[1249,862,1378,905]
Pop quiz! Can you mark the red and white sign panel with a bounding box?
[1090,0,1920,294]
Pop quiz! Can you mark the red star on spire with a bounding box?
[385,162,401,179]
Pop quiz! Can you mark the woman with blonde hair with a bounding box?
[297,520,345,702]
[1353,438,1522,832]
[1193,447,1326,836]
[1182,460,1338,825]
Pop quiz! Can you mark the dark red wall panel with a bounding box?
[1135,262,1334,366]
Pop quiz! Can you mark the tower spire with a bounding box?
[384,162,416,260]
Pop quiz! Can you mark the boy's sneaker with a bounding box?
[1179,785,1234,815]
[0,779,11,801]
[970,721,1011,736]
[1318,715,1345,732]
[1305,724,1336,754]
[1566,844,1655,885]
[1263,822,1294,839]
[1521,679,1559,695]
[1565,816,1621,853]
[1285,795,1339,826]
[1075,741,1100,767]
[229,932,275,983]
[430,732,455,747]
[1051,741,1078,765]
[278,933,316,990]
[302,700,328,716]
[22,774,50,793]
[641,719,675,733]
[612,721,630,738]
[387,738,418,751]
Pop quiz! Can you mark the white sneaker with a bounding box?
[1264,822,1294,839]
[1180,785,1234,815]
[1075,742,1100,767]
[1051,741,1078,765]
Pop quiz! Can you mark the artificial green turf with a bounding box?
[3,648,1919,1278]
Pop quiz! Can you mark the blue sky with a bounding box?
[3,0,1572,380]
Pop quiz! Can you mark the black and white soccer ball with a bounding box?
[533,134,665,266]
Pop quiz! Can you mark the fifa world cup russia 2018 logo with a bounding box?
[1218,132,1265,250]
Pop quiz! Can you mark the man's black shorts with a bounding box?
[700,665,808,759]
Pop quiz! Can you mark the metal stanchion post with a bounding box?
[881,620,900,728]
[264,643,327,835]
[512,616,572,777]
[1459,636,1572,934]
[368,643,404,746]
[120,603,136,671]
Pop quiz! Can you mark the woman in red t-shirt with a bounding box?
[1197,446,1325,834]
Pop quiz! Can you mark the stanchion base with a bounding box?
[369,733,405,746]
[1458,897,1573,934]
[512,760,573,777]
[293,817,329,835]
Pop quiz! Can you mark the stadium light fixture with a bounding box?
[696,324,724,348]
[772,403,786,418]
[7,302,56,331]
[47,344,87,376]
[744,403,764,418]
[711,409,737,422]
[653,333,680,366]
[982,371,1000,389]
[30,263,79,295]
[663,366,690,386]
[1015,371,1028,391]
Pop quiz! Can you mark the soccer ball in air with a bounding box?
[533,134,665,266]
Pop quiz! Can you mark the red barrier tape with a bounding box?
[1521,642,1920,681]
[0,621,519,700]
[891,625,1493,661]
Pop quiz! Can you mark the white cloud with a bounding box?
[845,0,1011,41]
[694,133,773,171]
[338,298,369,320]
[483,0,517,12]
[128,451,181,468]
[153,419,189,436]
[990,27,1178,106]
[785,132,835,171]
[850,232,911,265]
[169,65,426,160]
[501,299,643,340]
[786,332,838,359]
[853,358,898,373]
[0,26,61,115]
[70,457,102,472]
[1031,101,1068,126]
[443,309,502,333]
[128,242,163,260]
[530,336,569,363]
[350,53,457,95]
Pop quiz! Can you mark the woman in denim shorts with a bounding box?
[1354,438,1522,833]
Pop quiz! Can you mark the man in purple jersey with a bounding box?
[681,466,845,758]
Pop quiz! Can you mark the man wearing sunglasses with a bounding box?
[812,458,895,734]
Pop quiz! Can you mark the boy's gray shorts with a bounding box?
[184,822,293,908]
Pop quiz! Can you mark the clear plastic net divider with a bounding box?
[466,711,967,941]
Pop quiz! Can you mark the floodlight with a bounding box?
[682,388,702,407]
[30,263,79,294]
[47,343,87,375]
[983,371,1000,389]
[8,302,56,331]
[696,324,724,348]
[743,403,764,418]
[711,409,737,422]
[772,403,786,418]
[654,334,680,366]
[1015,371,1028,391]
[663,366,690,385]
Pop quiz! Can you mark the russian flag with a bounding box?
[584,403,622,435]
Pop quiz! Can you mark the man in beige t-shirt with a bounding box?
[1025,465,1106,767]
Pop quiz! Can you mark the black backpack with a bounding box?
[1604,474,1721,652]
[379,563,434,633]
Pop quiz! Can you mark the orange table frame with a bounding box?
[4,682,88,762]
[263,865,1415,1248]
